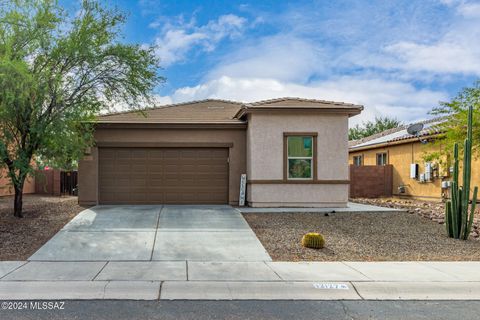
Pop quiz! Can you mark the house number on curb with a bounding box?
[312,283,349,290]
[239,174,247,206]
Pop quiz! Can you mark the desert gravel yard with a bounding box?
[243,212,480,261]
[0,195,85,260]
[353,198,480,238]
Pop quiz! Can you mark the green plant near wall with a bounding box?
[445,105,478,240]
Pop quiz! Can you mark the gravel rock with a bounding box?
[351,197,480,238]
[244,211,480,261]
[0,195,86,260]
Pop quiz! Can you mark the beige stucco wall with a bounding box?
[0,168,35,197]
[248,184,349,207]
[78,147,98,205]
[78,126,246,206]
[246,112,349,207]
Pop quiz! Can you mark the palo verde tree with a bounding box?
[429,81,480,158]
[0,0,163,217]
[348,116,402,141]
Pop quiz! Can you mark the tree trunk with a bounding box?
[13,185,24,218]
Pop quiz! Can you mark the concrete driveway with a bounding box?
[29,205,271,261]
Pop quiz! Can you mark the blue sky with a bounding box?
[63,0,480,124]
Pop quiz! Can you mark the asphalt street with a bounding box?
[2,300,480,320]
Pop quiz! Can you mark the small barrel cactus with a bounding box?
[301,232,325,249]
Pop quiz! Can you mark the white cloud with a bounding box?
[438,0,463,6]
[151,14,247,66]
[456,1,480,17]
[152,94,174,106]
[384,40,480,75]
[150,1,476,125]
[169,75,448,125]
[379,1,480,76]
[207,34,327,82]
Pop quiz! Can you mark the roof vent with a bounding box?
[207,106,225,109]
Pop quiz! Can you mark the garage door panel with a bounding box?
[130,179,148,187]
[146,193,164,202]
[131,149,147,157]
[98,179,117,187]
[165,192,191,202]
[179,150,196,157]
[101,192,131,202]
[100,149,115,158]
[129,193,149,202]
[149,179,165,186]
[148,163,165,170]
[164,150,180,157]
[196,171,227,177]
[98,147,228,204]
[113,165,131,172]
[164,173,198,180]
[197,164,223,172]
[116,177,132,185]
[197,192,227,202]
[131,164,148,171]
[180,164,195,170]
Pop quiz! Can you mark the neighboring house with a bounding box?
[0,168,35,197]
[349,118,480,200]
[78,98,363,207]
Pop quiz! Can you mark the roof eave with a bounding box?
[349,133,443,152]
[234,106,363,118]
[94,121,247,130]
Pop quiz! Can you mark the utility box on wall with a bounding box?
[410,164,418,179]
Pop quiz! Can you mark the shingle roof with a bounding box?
[245,97,363,108]
[97,97,363,123]
[234,97,363,119]
[98,99,243,123]
[349,117,446,150]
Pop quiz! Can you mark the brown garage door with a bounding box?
[98,147,229,204]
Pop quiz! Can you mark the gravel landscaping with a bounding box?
[353,198,480,239]
[0,195,85,260]
[243,211,480,261]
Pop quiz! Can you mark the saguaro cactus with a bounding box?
[445,105,478,240]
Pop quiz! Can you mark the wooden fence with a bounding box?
[35,170,78,196]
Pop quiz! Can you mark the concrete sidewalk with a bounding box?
[238,202,404,213]
[1,261,480,300]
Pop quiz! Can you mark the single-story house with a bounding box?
[78,98,363,207]
[349,118,480,200]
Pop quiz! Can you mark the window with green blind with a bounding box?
[287,136,313,179]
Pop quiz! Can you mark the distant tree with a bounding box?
[426,81,480,161]
[349,116,403,141]
[0,0,164,217]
